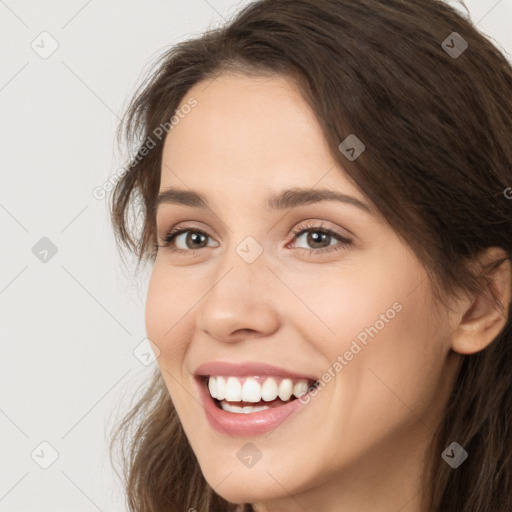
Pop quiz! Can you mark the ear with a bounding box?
[451,247,511,355]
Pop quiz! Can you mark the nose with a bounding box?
[195,252,281,344]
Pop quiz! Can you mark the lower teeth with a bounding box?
[219,401,270,414]
[218,397,298,414]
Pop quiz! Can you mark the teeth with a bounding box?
[216,376,226,400]
[261,377,278,401]
[278,378,293,401]
[207,375,311,403]
[220,402,270,414]
[293,380,309,398]
[224,377,242,401]
[208,377,217,398]
[242,377,261,403]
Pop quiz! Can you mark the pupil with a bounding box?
[188,232,206,248]
[308,231,329,248]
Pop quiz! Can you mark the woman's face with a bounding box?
[146,73,462,509]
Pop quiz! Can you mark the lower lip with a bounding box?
[196,378,312,437]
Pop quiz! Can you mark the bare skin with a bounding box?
[145,73,511,512]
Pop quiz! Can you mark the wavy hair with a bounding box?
[109,1,512,510]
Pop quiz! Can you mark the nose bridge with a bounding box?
[195,236,281,341]
[213,232,272,296]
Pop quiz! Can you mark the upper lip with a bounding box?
[194,361,318,382]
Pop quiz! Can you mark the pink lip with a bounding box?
[194,361,318,381]
[195,376,315,437]
[193,361,319,437]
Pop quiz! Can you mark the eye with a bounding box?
[156,221,353,256]
[287,222,352,254]
[157,224,219,254]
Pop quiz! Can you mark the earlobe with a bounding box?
[451,247,511,355]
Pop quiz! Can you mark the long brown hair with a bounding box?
[108,1,512,510]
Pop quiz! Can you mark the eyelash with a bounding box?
[155,222,352,256]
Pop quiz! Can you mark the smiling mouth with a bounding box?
[205,375,319,414]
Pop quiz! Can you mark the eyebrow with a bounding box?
[154,186,372,213]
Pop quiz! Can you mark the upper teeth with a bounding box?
[207,376,310,402]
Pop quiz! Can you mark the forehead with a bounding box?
[163,74,325,165]
[159,72,365,206]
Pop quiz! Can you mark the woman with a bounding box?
[109,0,512,510]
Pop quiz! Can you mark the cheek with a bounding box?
[315,248,429,355]
[328,282,446,446]
[145,266,200,416]
[144,263,195,369]
[284,258,411,358]
[297,276,447,473]
[291,252,445,416]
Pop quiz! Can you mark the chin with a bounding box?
[205,475,283,505]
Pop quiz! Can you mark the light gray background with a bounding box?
[1,1,511,511]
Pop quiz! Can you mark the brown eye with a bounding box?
[179,231,208,249]
[304,230,332,249]
[289,224,353,254]
[159,227,219,253]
